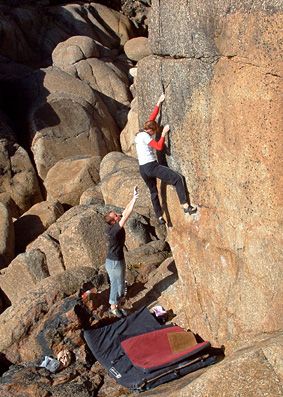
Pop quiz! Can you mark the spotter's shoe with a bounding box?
[109,308,123,318]
[120,308,128,316]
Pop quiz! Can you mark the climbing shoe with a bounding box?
[109,308,123,318]
[158,216,166,225]
[184,206,197,215]
[120,308,128,316]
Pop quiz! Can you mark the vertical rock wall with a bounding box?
[137,0,283,348]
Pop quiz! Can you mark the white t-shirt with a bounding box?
[134,131,156,165]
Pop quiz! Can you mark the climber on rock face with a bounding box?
[104,186,139,318]
[134,93,197,225]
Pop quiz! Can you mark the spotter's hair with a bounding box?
[104,211,115,224]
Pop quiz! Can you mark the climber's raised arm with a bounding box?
[119,186,139,228]
[149,93,165,121]
[148,124,170,151]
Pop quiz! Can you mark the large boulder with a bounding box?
[25,205,107,272]
[44,156,101,207]
[0,113,42,214]
[100,151,153,218]
[57,206,108,270]
[52,36,132,129]
[0,266,100,362]
[0,203,14,269]
[52,36,101,71]
[14,200,64,253]
[74,56,132,129]
[151,333,283,397]
[124,36,152,61]
[0,250,49,304]
[27,233,65,276]
[36,205,107,273]
[87,3,134,46]
[136,0,283,349]
[29,67,121,180]
[0,3,134,67]
[120,96,139,157]
[125,240,171,282]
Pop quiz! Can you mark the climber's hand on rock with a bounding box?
[157,93,165,106]
[161,124,170,137]
[133,186,139,200]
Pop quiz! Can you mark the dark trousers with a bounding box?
[139,161,187,218]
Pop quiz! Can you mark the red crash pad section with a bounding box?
[121,325,210,370]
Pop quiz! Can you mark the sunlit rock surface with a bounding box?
[137,0,283,348]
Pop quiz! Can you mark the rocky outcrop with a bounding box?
[44,156,101,207]
[100,151,153,217]
[0,250,49,304]
[0,3,134,67]
[58,207,108,270]
[0,3,135,191]
[136,0,283,349]
[124,37,152,61]
[0,267,101,362]
[0,113,42,215]
[142,332,283,397]
[0,256,178,396]
[24,200,165,292]
[24,205,108,274]
[0,203,14,269]
[52,35,132,129]
[120,96,139,157]
[14,200,64,253]
[125,240,171,282]
[27,233,65,276]
[29,66,121,180]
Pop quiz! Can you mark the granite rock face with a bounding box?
[120,96,139,157]
[136,0,283,348]
[14,200,64,254]
[0,250,49,304]
[0,113,43,215]
[0,2,134,192]
[44,156,101,207]
[0,3,134,67]
[0,203,14,269]
[29,66,121,180]
[27,205,109,273]
[58,207,108,270]
[52,35,132,129]
[124,36,152,61]
[0,267,100,362]
[100,151,154,218]
[141,332,283,397]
